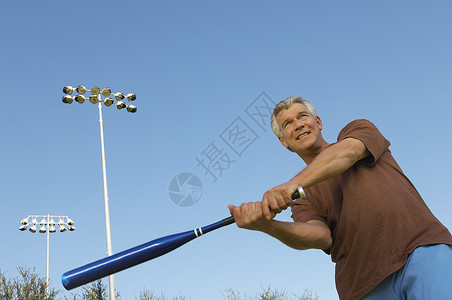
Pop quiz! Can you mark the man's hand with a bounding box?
[228,201,332,250]
[262,181,300,220]
[228,201,272,231]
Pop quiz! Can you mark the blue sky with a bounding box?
[1,1,451,299]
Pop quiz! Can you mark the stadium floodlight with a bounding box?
[126,93,136,101]
[19,214,75,299]
[62,96,73,104]
[102,88,111,97]
[75,95,86,104]
[116,101,126,109]
[127,105,137,113]
[104,98,114,107]
[91,86,101,95]
[76,85,87,94]
[114,92,125,101]
[61,85,137,300]
[89,95,99,104]
[63,86,74,95]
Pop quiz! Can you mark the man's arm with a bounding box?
[228,202,332,250]
[262,137,370,219]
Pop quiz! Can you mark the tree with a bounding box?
[223,286,319,300]
[136,288,185,300]
[64,280,120,300]
[1,266,319,300]
[81,280,107,300]
[0,267,60,300]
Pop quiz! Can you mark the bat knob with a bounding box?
[292,186,306,200]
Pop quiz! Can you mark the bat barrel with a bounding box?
[62,230,196,290]
[62,217,235,290]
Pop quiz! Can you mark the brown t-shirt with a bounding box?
[291,119,452,300]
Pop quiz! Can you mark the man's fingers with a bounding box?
[228,204,235,215]
[262,197,273,220]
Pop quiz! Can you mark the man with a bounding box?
[228,96,452,299]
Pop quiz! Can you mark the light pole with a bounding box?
[19,215,75,298]
[62,85,137,300]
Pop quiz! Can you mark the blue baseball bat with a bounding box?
[62,188,304,290]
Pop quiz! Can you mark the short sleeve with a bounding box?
[337,119,390,166]
[291,190,327,225]
[291,191,332,255]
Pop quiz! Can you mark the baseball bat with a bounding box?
[61,187,305,290]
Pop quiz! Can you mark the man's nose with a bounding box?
[293,118,304,129]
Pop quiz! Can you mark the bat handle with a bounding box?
[223,186,305,225]
[222,216,235,225]
[292,186,306,200]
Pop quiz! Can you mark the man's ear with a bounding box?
[278,137,294,152]
[316,116,323,130]
[278,136,288,148]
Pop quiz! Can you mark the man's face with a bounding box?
[275,103,323,153]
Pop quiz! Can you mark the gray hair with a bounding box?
[270,96,318,138]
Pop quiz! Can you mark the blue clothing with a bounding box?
[362,244,452,300]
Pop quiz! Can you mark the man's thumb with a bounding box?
[228,204,235,215]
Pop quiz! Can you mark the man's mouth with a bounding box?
[296,132,309,140]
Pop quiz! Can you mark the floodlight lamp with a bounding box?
[49,218,56,226]
[89,95,99,104]
[76,85,87,94]
[102,88,111,97]
[126,93,136,101]
[39,226,46,233]
[67,219,74,225]
[39,218,47,226]
[59,225,67,232]
[20,218,28,225]
[68,225,76,231]
[114,92,125,101]
[104,98,114,107]
[91,86,101,95]
[63,86,74,95]
[116,101,126,109]
[62,96,73,104]
[19,225,27,231]
[29,225,37,233]
[31,218,38,226]
[75,95,86,104]
[127,105,137,113]
[58,218,64,226]
[49,226,56,233]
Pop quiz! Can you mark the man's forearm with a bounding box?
[292,138,369,188]
[260,219,332,250]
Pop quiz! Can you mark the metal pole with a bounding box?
[46,214,50,299]
[97,100,116,300]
